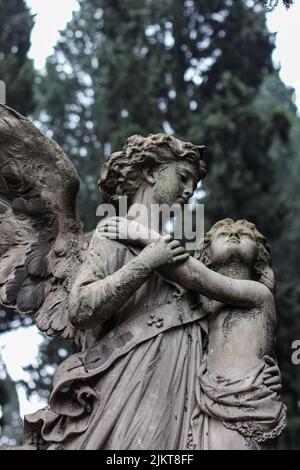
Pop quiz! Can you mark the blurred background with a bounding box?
[0,0,300,449]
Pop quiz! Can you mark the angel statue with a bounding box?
[0,104,284,450]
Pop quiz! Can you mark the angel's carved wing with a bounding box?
[0,104,89,344]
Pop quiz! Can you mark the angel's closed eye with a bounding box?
[179,173,188,183]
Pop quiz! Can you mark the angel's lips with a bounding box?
[176,196,188,204]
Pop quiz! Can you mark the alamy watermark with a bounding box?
[96,197,204,251]
[0,81,6,104]
[291,340,300,365]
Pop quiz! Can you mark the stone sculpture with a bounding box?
[99,217,287,449]
[0,104,286,450]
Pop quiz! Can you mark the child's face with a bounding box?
[210,223,258,268]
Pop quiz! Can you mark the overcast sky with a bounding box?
[0,0,299,419]
[25,0,300,109]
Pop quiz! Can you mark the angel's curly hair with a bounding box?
[98,133,206,207]
[195,218,276,294]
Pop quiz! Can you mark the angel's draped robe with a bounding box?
[23,235,285,450]
[24,236,208,450]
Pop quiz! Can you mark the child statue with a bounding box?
[99,217,287,449]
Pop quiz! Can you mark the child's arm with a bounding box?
[97,217,273,308]
[162,255,273,308]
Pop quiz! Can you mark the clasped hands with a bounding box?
[98,216,188,267]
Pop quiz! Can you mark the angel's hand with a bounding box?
[263,355,282,395]
[139,235,189,269]
[97,217,160,246]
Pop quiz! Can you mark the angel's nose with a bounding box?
[182,189,193,199]
[182,182,194,199]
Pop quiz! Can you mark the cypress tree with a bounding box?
[0,0,35,115]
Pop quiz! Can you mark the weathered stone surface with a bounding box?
[0,106,286,450]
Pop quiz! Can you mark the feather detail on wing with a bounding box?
[0,104,89,345]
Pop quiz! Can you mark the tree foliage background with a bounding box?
[1,0,300,449]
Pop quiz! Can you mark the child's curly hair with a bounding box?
[98,133,206,207]
[195,218,276,294]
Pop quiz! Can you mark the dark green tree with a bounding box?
[39,0,295,233]
[264,0,294,8]
[256,73,300,448]
[19,336,72,403]
[39,0,254,229]
[0,0,35,115]
[0,364,23,448]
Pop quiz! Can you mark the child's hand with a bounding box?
[97,217,159,246]
[139,235,189,269]
[263,356,282,395]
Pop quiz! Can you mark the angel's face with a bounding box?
[210,223,258,269]
[151,161,198,206]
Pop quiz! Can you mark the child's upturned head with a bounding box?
[196,218,275,293]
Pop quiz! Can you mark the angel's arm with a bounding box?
[69,256,153,331]
[69,232,185,330]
